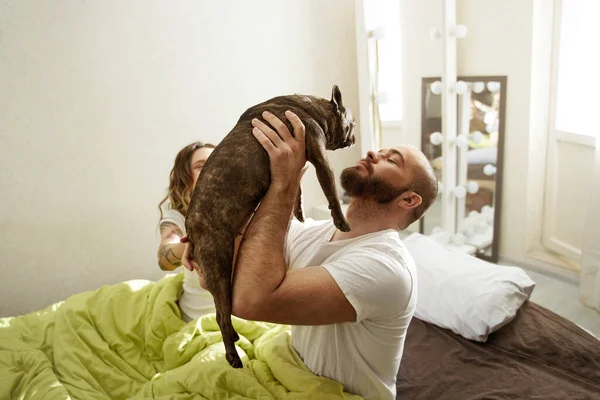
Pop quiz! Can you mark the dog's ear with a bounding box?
[330,85,343,113]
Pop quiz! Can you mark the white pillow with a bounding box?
[403,233,536,342]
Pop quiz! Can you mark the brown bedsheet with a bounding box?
[397,301,600,399]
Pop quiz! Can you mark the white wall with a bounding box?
[0,0,362,316]
[399,0,444,150]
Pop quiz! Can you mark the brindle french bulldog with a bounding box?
[185,85,356,368]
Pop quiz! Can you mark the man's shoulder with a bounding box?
[286,218,333,252]
[289,217,333,238]
[290,217,332,230]
[335,232,417,293]
[351,230,414,266]
[324,230,417,321]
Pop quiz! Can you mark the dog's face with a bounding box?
[326,85,357,150]
[340,106,357,147]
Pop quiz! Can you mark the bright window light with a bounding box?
[554,0,600,137]
[364,0,403,122]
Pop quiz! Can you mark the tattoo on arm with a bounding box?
[158,256,169,270]
[158,222,184,270]
[158,244,182,269]
[160,221,184,237]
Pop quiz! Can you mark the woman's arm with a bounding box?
[157,222,185,271]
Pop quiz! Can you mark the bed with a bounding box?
[2,272,599,399]
[397,301,600,399]
[4,228,600,399]
[397,232,600,399]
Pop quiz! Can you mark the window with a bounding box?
[552,0,600,141]
[363,0,403,122]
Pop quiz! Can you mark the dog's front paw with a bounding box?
[295,208,305,222]
[334,217,351,232]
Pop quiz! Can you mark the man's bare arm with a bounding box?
[230,110,356,325]
[231,184,356,324]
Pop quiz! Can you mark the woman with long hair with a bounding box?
[157,141,216,321]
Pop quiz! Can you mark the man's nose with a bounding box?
[366,151,379,162]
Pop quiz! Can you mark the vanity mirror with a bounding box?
[420,76,507,262]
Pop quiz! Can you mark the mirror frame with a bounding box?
[419,75,507,263]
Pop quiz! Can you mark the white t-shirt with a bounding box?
[286,218,417,400]
[159,207,216,321]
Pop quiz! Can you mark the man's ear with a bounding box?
[397,191,422,211]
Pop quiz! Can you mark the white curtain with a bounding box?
[580,139,600,311]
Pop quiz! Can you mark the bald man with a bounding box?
[183,111,437,400]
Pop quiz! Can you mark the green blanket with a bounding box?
[0,274,361,399]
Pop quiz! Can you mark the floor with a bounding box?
[514,264,600,338]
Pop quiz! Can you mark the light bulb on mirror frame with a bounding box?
[466,181,479,194]
[429,131,443,146]
[452,24,468,38]
[468,210,479,219]
[483,164,497,176]
[472,81,485,93]
[430,80,443,95]
[368,26,387,40]
[430,27,442,40]
[487,81,501,93]
[452,186,467,199]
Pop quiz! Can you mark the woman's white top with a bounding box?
[159,206,216,321]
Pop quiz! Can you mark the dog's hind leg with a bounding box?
[213,277,242,368]
[200,233,242,369]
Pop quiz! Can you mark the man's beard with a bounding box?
[340,165,408,204]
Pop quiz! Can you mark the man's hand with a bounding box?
[252,110,307,192]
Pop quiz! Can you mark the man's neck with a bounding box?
[330,198,400,242]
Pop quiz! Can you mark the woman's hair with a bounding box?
[158,141,215,220]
